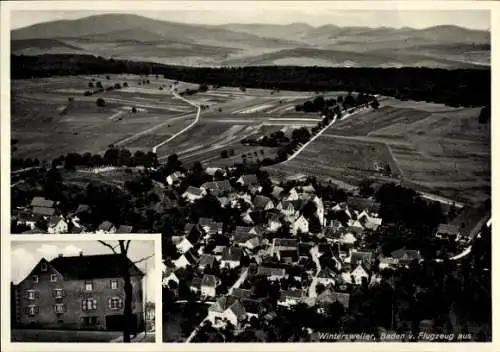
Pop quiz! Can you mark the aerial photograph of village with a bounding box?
[7,3,491,344]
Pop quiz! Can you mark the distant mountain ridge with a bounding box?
[11,14,490,68]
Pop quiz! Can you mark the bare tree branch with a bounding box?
[132,254,154,265]
[98,240,118,254]
[125,240,131,253]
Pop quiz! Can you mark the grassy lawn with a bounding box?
[163,302,208,342]
[11,329,122,342]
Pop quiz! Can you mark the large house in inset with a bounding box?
[14,252,145,332]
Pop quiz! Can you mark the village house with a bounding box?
[220,247,244,269]
[435,224,461,239]
[342,264,370,285]
[96,221,116,234]
[237,174,260,188]
[174,250,199,269]
[349,250,375,267]
[278,289,304,307]
[47,216,68,234]
[166,171,184,186]
[190,277,202,295]
[201,180,233,196]
[271,238,298,257]
[207,295,246,328]
[292,214,309,235]
[267,213,282,232]
[390,248,422,266]
[14,252,145,332]
[182,186,206,202]
[271,186,284,200]
[253,195,274,211]
[198,254,216,271]
[285,188,299,201]
[277,200,297,217]
[234,233,261,251]
[201,274,219,298]
[317,267,337,287]
[162,268,185,287]
[30,196,56,218]
[256,266,286,281]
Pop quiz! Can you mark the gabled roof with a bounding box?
[436,223,460,235]
[340,232,357,244]
[201,274,218,288]
[281,200,296,210]
[240,298,266,315]
[256,266,286,277]
[48,254,144,280]
[190,276,202,289]
[116,225,133,233]
[350,251,374,265]
[273,238,298,248]
[48,215,65,227]
[279,289,303,300]
[209,295,238,313]
[254,195,273,210]
[178,249,199,265]
[230,288,253,299]
[31,197,54,208]
[185,186,204,196]
[390,248,421,261]
[271,186,284,199]
[98,221,115,231]
[199,254,215,268]
[32,206,55,216]
[279,250,299,262]
[221,247,243,262]
[239,174,259,185]
[228,300,247,319]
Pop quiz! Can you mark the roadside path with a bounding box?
[152,90,201,154]
[308,246,321,298]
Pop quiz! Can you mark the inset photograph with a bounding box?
[10,239,156,343]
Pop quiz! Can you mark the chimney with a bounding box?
[79,251,83,256]
[58,253,63,257]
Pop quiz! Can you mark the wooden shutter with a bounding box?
[107,297,112,309]
[81,300,86,311]
[119,299,123,309]
[62,289,66,297]
[52,290,56,297]
[35,291,40,299]
[92,299,97,310]
[35,306,39,314]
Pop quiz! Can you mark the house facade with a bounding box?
[14,253,145,332]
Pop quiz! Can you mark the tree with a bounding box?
[96,98,106,107]
[132,106,137,113]
[220,150,229,158]
[106,75,110,80]
[114,83,122,89]
[88,81,94,88]
[98,240,153,343]
[123,82,129,87]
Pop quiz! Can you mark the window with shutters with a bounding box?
[111,280,118,289]
[109,297,123,310]
[26,290,36,300]
[54,303,65,314]
[84,280,93,291]
[53,289,64,298]
[41,263,47,272]
[32,275,39,284]
[81,299,97,312]
[50,274,57,282]
[26,305,38,316]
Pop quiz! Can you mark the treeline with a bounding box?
[295,93,378,114]
[57,147,159,169]
[11,54,490,107]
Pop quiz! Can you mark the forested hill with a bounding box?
[11,54,490,107]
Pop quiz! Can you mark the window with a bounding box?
[41,263,47,272]
[81,299,97,312]
[26,290,35,300]
[109,297,123,310]
[84,280,93,291]
[111,280,118,289]
[50,274,57,282]
[82,316,98,326]
[52,289,64,298]
[26,305,39,316]
[54,303,65,313]
[32,275,39,284]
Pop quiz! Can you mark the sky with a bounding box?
[10,8,490,31]
[11,240,156,302]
